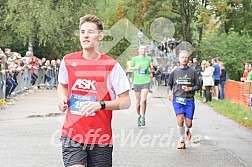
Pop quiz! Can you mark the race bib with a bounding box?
[69,94,96,116]
[175,97,187,105]
[138,69,147,76]
[176,78,191,85]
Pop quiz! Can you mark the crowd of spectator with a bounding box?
[192,57,227,102]
[0,48,61,104]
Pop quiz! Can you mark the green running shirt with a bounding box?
[131,56,152,85]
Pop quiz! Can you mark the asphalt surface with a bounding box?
[0,86,252,167]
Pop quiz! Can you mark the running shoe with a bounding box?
[137,116,141,126]
[141,117,145,126]
[177,142,186,149]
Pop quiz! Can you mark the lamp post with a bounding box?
[137,30,143,47]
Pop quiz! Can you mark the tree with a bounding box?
[199,31,252,80]
[0,0,251,67]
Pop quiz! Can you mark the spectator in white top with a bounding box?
[201,60,215,102]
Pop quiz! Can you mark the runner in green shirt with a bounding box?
[130,45,153,126]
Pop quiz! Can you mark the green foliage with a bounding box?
[0,0,251,65]
[106,38,131,70]
[119,0,180,41]
[213,0,252,35]
[195,93,252,129]
[198,31,252,80]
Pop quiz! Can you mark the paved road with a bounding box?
[0,86,252,167]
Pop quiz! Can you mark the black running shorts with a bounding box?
[60,136,113,167]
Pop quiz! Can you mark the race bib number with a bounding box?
[69,94,96,116]
[175,97,187,105]
[138,69,147,76]
[177,78,191,85]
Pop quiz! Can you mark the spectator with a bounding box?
[150,40,157,57]
[0,54,6,92]
[4,48,11,56]
[167,46,175,62]
[164,62,169,86]
[8,53,22,95]
[30,57,38,86]
[219,61,226,100]
[0,48,3,54]
[199,60,206,97]
[192,57,200,73]
[212,58,220,100]
[201,60,214,103]
[241,63,251,81]
[153,65,162,85]
[248,64,252,80]
[50,60,57,89]
[25,51,33,57]
[41,57,46,66]
[2,54,14,100]
[56,59,61,70]
[159,39,167,57]
[149,62,157,92]
[44,60,53,88]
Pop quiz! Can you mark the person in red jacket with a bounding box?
[57,14,131,167]
[241,63,250,81]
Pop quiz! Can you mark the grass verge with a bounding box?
[195,94,252,129]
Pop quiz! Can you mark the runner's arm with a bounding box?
[104,91,130,110]
[57,83,68,112]
[191,70,200,92]
[148,61,154,73]
[129,65,140,70]
[80,91,130,116]
[167,72,174,100]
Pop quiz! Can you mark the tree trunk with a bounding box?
[28,0,34,53]
[198,0,206,45]
[180,0,186,41]
[28,35,33,52]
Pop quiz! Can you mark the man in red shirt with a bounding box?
[57,14,131,167]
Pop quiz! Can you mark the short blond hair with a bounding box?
[79,14,103,31]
